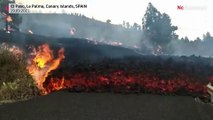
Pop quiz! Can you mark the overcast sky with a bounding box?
[16,0,213,40]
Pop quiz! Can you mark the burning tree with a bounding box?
[142,3,178,54]
[27,44,65,94]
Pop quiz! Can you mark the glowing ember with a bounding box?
[6,15,12,22]
[69,27,76,35]
[110,41,123,46]
[28,30,34,34]
[43,71,209,98]
[27,44,65,94]
[153,45,163,55]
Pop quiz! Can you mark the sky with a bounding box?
[15,0,213,40]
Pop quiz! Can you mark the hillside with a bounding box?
[0,30,213,120]
[1,30,213,97]
[18,14,142,47]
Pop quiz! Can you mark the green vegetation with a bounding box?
[142,3,178,54]
[0,44,38,101]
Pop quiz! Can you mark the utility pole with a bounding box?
[0,0,15,33]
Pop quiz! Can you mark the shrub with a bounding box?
[0,44,38,101]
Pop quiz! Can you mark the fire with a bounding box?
[25,44,211,100]
[69,27,76,35]
[6,15,12,22]
[28,30,34,34]
[153,45,163,55]
[44,71,209,98]
[27,44,65,94]
[45,77,65,93]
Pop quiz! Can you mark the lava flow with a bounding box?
[26,44,211,99]
[27,44,65,94]
[44,71,210,98]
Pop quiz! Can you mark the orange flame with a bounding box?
[27,44,65,94]
[6,15,12,22]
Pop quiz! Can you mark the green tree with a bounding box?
[106,19,111,24]
[184,36,189,42]
[133,23,139,30]
[203,32,213,41]
[142,3,178,54]
[202,32,213,51]
[126,22,130,29]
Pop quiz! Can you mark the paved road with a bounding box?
[0,91,213,120]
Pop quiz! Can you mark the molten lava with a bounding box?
[27,44,65,94]
[43,71,209,98]
[25,44,210,100]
